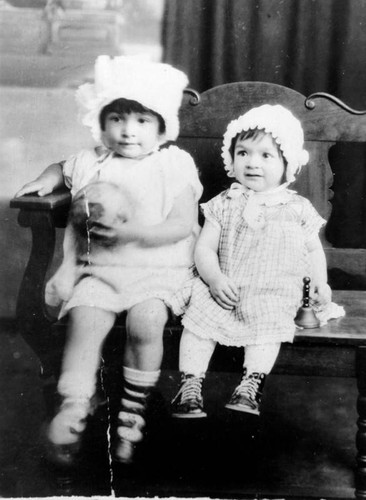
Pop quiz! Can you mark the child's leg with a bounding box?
[114,298,168,464]
[244,343,281,375]
[45,224,79,306]
[179,328,217,376]
[47,306,116,449]
[123,298,169,370]
[171,328,216,418]
[226,343,281,415]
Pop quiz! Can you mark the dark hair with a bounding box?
[99,98,166,134]
[229,128,287,167]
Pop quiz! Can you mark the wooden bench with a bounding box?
[10,81,366,498]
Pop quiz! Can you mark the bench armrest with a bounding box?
[10,188,71,376]
[10,188,71,211]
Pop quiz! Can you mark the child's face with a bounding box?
[233,132,286,192]
[101,111,163,158]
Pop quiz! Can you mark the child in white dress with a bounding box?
[170,104,332,418]
[15,56,202,464]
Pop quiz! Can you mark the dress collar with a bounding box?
[95,145,160,164]
[227,182,295,206]
[227,182,296,229]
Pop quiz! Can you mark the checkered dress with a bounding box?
[180,188,325,346]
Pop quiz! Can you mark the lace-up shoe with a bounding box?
[171,373,206,418]
[114,405,146,464]
[45,396,94,467]
[225,372,266,415]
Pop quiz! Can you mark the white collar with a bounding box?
[227,182,295,206]
[227,182,296,228]
[95,145,160,164]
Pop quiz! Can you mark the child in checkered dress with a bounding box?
[170,104,332,418]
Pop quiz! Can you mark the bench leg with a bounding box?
[16,210,61,378]
[356,346,366,499]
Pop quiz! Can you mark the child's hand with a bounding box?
[88,222,120,247]
[88,220,137,247]
[208,274,239,310]
[15,180,54,198]
[72,182,134,247]
[311,283,332,308]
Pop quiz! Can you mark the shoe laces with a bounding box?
[117,411,145,443]
[234,373,263,401]
[171,375,203,404]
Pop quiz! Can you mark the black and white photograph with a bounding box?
[1,1,366,498]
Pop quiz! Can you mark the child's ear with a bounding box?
[157,134,167,147]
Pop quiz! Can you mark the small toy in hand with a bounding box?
[294,277,320,329]
[70,181,133,248]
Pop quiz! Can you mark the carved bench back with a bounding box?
[177,82,366,280]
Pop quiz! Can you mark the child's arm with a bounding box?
[89,185,197,247]
[307,235,332,307]
[194,219,239,310]
[15,162,65,197]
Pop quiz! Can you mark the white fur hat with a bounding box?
[221,104,309,183]
[76,55,189,143]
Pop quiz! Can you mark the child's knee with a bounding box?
[126,300,168,344]
[127,328,163,347]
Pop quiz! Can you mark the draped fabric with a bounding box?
[162,0,366,258]
[162,0,366,108]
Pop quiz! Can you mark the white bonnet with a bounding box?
[76,55,189,144]
[221,104,309,183]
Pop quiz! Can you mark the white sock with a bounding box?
[244,343,281,375]
[179,329,216,377]
[123,366,160,389]
[57,370,97,401]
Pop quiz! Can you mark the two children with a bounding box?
[170,104,332,418]
[16,54,334,464]
[16,55,202,465]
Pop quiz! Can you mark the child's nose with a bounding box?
[246,156,260,168]
[121,118,137,136]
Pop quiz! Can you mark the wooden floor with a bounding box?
[0,322,356,499]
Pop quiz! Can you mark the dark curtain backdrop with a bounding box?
[162,0,366,265]
[162,0,366,107]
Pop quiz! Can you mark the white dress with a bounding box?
[45,145,203,317]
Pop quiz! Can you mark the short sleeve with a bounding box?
[62,153,79,190]
[200,192,226,229]
[299,197,326,241]
[62,149,101,195]
[162,146,203,201]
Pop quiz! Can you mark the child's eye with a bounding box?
[108,115,121,123]
[263,152,272,159]
[236,150,247,157]
[138,115,153,124]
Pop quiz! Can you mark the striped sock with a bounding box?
[114,367,160,464]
